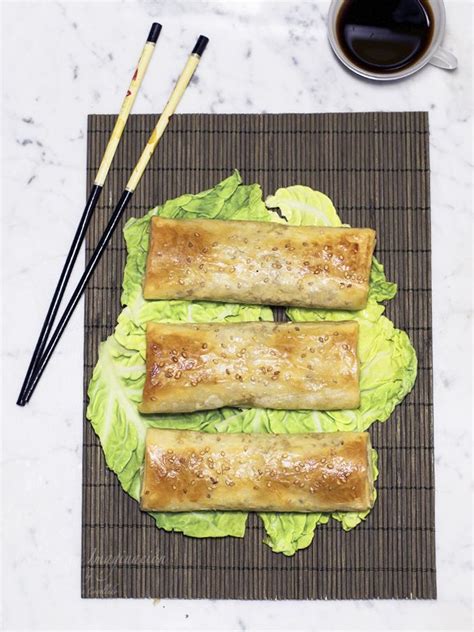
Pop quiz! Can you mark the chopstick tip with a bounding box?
[147,23,162,44]
[192,35,209,57]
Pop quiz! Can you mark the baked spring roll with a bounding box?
[140,429,374,512]
[143,217,375,309]
[139,321,359,414]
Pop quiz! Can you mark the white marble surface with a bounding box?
[1,0,472,630]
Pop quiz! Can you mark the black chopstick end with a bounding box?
[192,35,209,57]
[147,23,162,43]
[16,395,27,407]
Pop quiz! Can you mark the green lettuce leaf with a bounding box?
[275,185,417,434]
[261,513,330,556]
[261,450,379,554]
[256,185,416,554]
[87,175,417,555]
[88,172,274,540]
[117,170,274,358]
[266,185,343,227]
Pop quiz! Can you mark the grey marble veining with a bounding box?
[1,1,472,630]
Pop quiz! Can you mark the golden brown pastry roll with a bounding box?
[139,321,359,414]
[140,429,374,512]
[143,217,375,309]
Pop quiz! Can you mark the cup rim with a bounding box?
[327,0,446,81]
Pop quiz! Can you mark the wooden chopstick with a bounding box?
[16,23,162,406]
[21,35,209,404]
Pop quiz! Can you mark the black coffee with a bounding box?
[336,0,434,74]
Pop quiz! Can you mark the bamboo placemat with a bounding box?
[82,112,435,599]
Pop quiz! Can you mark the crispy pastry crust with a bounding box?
[143,217,375,309]
[139,321,359,414]
[140,429,374,512]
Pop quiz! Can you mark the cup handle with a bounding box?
[429,46,458,70]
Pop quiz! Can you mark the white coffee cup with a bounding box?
[328,0,457,81]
